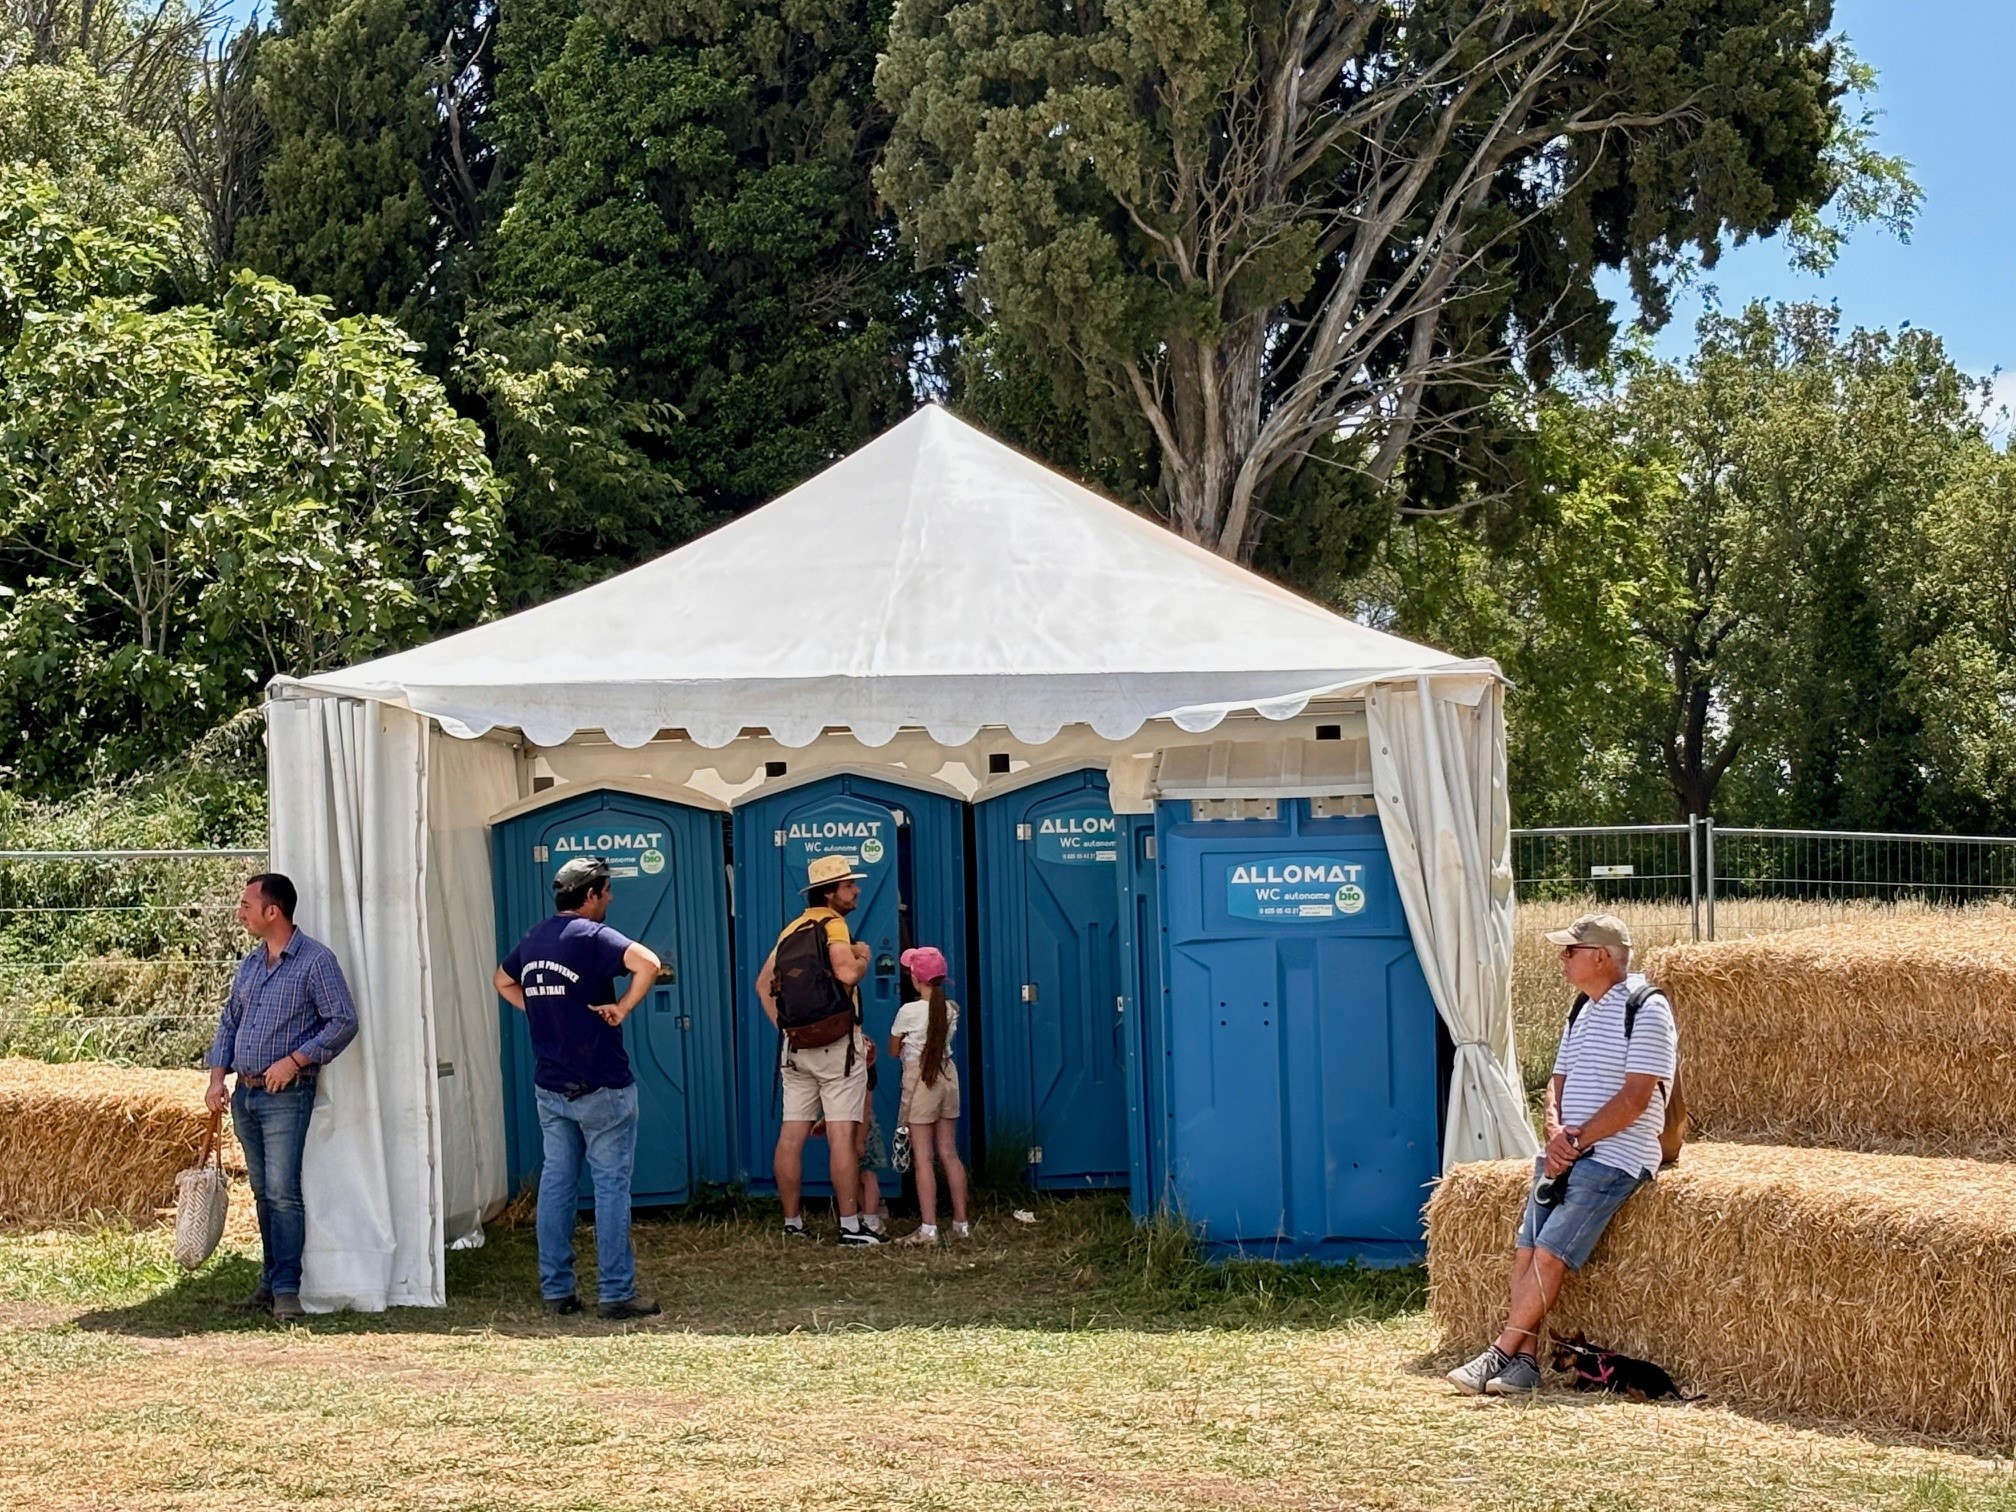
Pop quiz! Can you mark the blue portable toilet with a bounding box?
[491,783,737,1206]
[1132,795,1445,1264]
[975,768,1130,1188]
[731,769,970,1194]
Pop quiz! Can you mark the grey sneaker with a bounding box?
[1446,1344,1510,1395]
[1485,1352,1543,1395]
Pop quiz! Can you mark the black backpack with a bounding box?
[770,914,857,1052]
[1564,983,1689,1167]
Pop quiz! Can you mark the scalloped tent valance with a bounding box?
[274,404,1495,746]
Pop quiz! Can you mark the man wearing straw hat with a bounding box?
[204,873,358,1321]
[753,853,879,1245]
[1447,911,1678,1397]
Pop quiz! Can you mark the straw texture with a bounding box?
[1426,1142,2016,1445]
[1642,913,2016,1158]
[0,1057,243,1225]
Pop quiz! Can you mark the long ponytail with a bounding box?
[920,980,951,1087]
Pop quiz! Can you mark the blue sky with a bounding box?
[1618,0,2016,408]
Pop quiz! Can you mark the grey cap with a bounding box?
[552,856,610,893]
[1544,912,1631,950]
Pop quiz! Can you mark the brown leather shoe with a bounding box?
[271,1292,307,1321]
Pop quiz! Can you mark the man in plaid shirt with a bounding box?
[204,873,358,1319]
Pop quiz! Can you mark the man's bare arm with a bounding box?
[755,948,779,1025]
[494,963,527,1012]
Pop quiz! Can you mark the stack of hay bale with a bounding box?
[1426,915,2016,1444]
[0,1057,241,1226]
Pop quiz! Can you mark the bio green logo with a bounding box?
[859,837,885,865]
[1335,883,1366,915]
[639,848,665,875]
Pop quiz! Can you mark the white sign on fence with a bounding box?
[1589,864,1636,878]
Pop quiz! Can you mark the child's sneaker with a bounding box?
[837,1227,884,1246]
[897,1226,938,1246]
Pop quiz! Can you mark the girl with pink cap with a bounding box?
[888,944,970,1244]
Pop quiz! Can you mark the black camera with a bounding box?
[1533,1167,1572,1207]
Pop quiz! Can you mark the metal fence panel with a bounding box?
[0,848,265,1067]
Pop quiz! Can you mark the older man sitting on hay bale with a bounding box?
[1447,912,1679,1397]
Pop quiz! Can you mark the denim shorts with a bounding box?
[1514,1155,1647,1270]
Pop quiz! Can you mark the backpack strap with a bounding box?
[1564,991,1590,1033]
[1622,983,1663,1042]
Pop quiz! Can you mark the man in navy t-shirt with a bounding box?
[495,856,663,1320]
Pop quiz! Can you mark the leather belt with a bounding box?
[237,1071,314,1091]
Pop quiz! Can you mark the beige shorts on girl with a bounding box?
[899,1059,961,1124]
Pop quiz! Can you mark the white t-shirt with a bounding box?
[1552,972,1678,1179]
[890,996,959,1064]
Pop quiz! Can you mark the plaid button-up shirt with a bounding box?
[207,928,359,1076]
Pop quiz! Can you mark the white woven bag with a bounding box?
[171,1109,230,1270]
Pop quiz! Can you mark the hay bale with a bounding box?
[1642,912,2016,1158]
[1426,1142,2016,1445]
[0,1057,242,1225]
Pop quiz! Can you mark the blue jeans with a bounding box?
[534,1083,640,1303]
[231,1080,316,1295]
[1515,1155,1648,1270]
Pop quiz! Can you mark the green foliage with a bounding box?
[470,0,955,582]
[876,0,1915,560]
[0,170,503,789]
[236,0,489,348]
[0,55,188,240]
[457,307,698,598]
[1360,302,2008,831]
[0,714,264,1066]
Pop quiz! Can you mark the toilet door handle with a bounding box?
[655,964,676,985]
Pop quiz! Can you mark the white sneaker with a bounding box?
[1447,1345,1510,1395]
[896,1227,937,1246]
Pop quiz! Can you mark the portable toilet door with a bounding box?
[1154,796,1443,1264]
[732,769,970,1194]
[975,769,1130,1188]
[491,784,736,1207]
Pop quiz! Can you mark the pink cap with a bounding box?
[899,945,949,985]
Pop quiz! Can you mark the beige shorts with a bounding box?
[899,1059,961,1125]
[780,1033,869,1125]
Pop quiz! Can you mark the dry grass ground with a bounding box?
[3,1195,2015,1511]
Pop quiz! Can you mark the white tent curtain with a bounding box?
[1366,677,1539,1168]
[425,732,517,1243]
[268,694,445,1309]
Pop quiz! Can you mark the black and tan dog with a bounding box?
[1549,1333,1700,1402]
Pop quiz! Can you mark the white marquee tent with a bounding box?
[265,403,1536,1310]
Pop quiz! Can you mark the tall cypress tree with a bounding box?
[471,0,959,588]
[236,0,491,354]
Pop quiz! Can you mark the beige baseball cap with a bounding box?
[802,853,869,892]
[1544,912,1631,950]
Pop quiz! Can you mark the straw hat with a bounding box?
[802,853,869,892]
